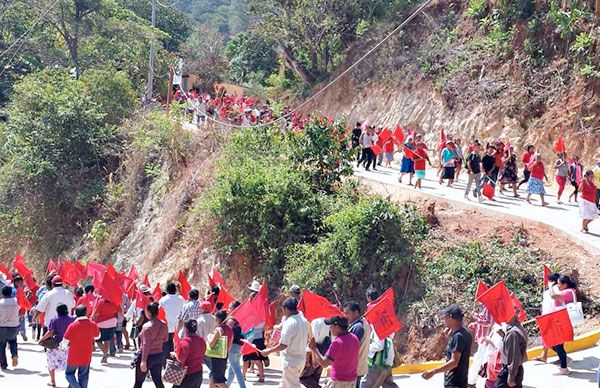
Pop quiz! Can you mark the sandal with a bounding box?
[257,375,265,383]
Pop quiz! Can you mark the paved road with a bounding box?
[1,338,598,387]
[355,166,600,254]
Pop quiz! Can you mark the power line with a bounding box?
[0,0,61,60]
[182,0,436,129]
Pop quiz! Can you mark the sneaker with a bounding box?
[0,364,7,370]
[12,356,18,367]
[21,333,27,342]
[559,367,570,375]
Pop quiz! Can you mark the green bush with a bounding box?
[285,199,428,303]
[466,0,487,19]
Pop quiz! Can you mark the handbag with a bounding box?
[39,336,59,350]
[205,336,228,359]
[163,359,188,385]
[565,289,584,327]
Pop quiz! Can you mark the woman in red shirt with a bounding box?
[172,319,206,388]
[525,154,549,206]
[578,170,598,233]
[413,142,431,190]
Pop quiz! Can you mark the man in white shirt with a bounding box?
[0,285,20,369]
[262,298,308,388]
[158,282,185,363]
[34,276,75,330]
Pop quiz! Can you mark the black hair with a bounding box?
[282,297,298,312]
[56,303,69,316]
[189,289,200,300]
[146,302,159,318]
[547,272,560,283]
[166,283,177,294]
[75,287,84,297]
[75,305,87,317]
[215,310,227,323]
[1,286,12,297]
[230,301,241,310]
[343,301,361,314]
[184,319,198,334]
[13,275,23,284]
[46,275,55,288]
[84,284,94,294]
[216,302,224,311]
[559,275,576,289]
[211,286,221,297]
[366,287,379,301]
[526,144,534,152]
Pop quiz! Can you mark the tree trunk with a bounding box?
[275,42,316,84]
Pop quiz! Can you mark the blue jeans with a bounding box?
[18,315,26,335]
[65,364,90,388]
[227,343,246,388]
[0,326,18,367]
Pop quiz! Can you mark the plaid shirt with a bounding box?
[176,299,201,322]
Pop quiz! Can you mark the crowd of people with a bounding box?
[351,122,600,233]
[0,256,597,388]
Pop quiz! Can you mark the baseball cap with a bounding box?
[290,285,301,294]
[324,316,349,330]
[139,284,150,293]
[51,276,63,286]
[200,301,213,313]
[440,304,464,320]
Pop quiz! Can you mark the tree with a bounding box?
[176,0,249,37]
[247,0,371,83]
[225,32,278,85]
[181,26,229,90]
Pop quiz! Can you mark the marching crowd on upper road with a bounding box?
[0,253,596,388]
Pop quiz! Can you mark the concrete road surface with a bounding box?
[1,337,598,387]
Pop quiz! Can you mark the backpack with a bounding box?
[368,337,394,372]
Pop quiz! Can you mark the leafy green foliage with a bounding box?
[182,26,229,90]
[176,0,249,36]
[285,199,428,303]
[466,0,487,19]
[225,32,278,86]
[548,0,588,40]
[80,69,138,125]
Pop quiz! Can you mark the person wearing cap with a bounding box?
[197,300,217,340]
[439,141,457,187]
[495,305,527,388]
[421,304,472,388]
[244,280,269,382]
[262,298,308,388]
[34,276,75,333]
[592,159,600,209]
[309,316,360,388]
[290,285,302,300]
[343,301,371,388]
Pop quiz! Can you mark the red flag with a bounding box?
[230,300,264,332]
[47,259,58,275]
[152,283,162,303]
[207,274,216,288]
[107,263,117,278]
[143,274,150,288]
[126,282,137,300]
[135,288,150,310]
[476,281,516,323]
[554,136,566,153]
[157,306,167,323]
[393,125,405,145]
[402,146,415,159]
[375,288,396,305]
[178,271,191,300]
[211,268,226,288]
[16,286,32,310]
[510,293,527,322]
[475,280,489,300]
[266,301,277,329]
[240,339,261,355]
[75,261,87,280]
[543,264,551,287]
[61,260,81,287]
[0,264,13,280]
[371,145,383,155]
[128,265,139,281]
[22,273,38,294]
[13,253,32,276]
[250,280,269,322]
[297,290,343,322]
[97,273,123,305]
[379,128,392,143]
[482,183,495,200]
[217,287,237,310]
[536,309,573,348]
[173,328,181,352]
[86,262,106,279]
[365,294,403,339]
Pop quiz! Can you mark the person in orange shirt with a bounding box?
[525,154,549,206]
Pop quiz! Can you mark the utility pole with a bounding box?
[146,0,157,103]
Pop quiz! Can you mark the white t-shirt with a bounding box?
[280,312,308,368]
[36,287,75,327]
[197,313,217,340]
[159,294,185,333]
